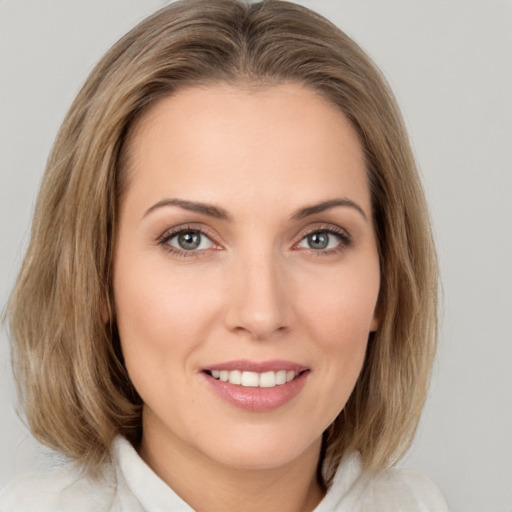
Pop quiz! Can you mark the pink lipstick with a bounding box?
[201,359,309,412]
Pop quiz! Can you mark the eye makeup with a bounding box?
[157,224,221,258]
[293,224,353,256]
[156,221,353,259]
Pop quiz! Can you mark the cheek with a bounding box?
[294,260,379,408]
[113,259,222,386]
[297,262,380,345]
[309,290,372,383]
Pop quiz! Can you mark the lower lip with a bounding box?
[203,371,309,412]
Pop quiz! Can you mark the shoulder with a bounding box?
[322,452,449,512]
[357,466,449,511]
[0,461,118,512]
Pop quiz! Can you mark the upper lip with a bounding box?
[203,359,308,373]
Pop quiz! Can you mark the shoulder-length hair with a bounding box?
[6,0,438,483]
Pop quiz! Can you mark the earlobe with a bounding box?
[101,296,111,324]
[370,295,381,332]
[370,303,380,332]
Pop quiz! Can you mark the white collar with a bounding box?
[113,436,363,512]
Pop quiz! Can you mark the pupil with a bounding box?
[309,232,329,249]
[178,231,201,250]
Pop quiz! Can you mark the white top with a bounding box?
[0,437,449,511]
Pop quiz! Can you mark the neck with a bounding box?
[139,428,325,512]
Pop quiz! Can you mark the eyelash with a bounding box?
[158,225,216,258]
[157,224,353,258]
[296,225,353,255]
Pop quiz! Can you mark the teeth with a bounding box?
[259,371,276,388]
[228,370,242,385]
[241,371,259,387]
[209,369,299,388]
[276,370,287,385]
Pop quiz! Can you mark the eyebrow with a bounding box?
[291,198,368,221]
[143,197,367,222]
[143,198,231,220]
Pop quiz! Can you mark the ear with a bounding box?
[369,301,381,332]
[101,295,111,324]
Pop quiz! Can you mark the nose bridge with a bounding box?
[224,244,289,339]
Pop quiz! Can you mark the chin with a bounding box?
[196,426,322,471]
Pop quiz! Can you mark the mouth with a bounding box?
[204,369,304,388]
[201,360,310,411]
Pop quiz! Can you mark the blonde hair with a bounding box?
[6,0,438,482]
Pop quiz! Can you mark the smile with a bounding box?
[202,360,309,412]
[207,369,299,388]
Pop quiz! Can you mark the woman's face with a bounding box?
[113,83,380,472]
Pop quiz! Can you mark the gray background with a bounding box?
[1,1,511,511]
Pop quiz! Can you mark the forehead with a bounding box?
[122,83,370,216]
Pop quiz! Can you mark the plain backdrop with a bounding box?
[1,1,511,511]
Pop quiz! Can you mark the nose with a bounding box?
[223,251,291,340]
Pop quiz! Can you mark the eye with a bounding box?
[296,228,351,252]
[163,229,215,252]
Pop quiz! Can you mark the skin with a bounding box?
[113,83,380,512]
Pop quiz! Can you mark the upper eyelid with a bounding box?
[158,223,218,242]
[300,225,347,235]
[295,223,351,240]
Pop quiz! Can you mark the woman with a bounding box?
[1,0,448,510]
